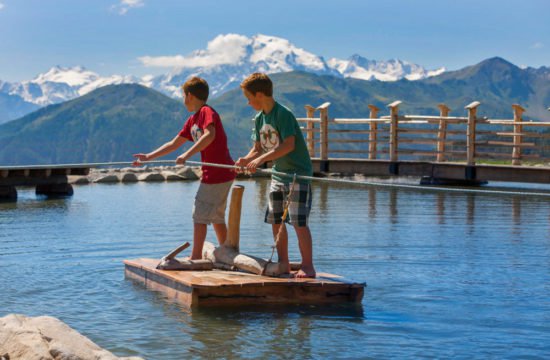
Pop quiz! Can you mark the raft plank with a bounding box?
[124,258,365,308]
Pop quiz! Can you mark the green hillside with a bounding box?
[1,57,549,166]
[0,84,191,165]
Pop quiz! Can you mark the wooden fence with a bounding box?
[297,101,550,166]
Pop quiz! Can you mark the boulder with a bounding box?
[137,173,165,182]
[120,172,139,183]
[94,174,120,183]
[160,171,185,181]
[68,176,90,185]
[0,314,142,360]
[175,166,200,180]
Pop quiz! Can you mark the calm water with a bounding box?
[1,178,549,359]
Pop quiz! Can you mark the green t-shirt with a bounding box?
[252,102,313,184]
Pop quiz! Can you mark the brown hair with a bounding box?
[240,73,273,97]
[182,77,209,101]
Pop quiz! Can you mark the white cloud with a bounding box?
[0,2,5,10]
[112,0,144,15]
[531,42,544,49]
[138,34,251,68]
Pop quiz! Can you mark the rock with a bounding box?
[120,167,141,173]
[120,173,139,183]
[175,166,199,180]
[0,314,143,360]
[68,176,90,185]
[94,174,120,183]
[137,173,165,182]
[161,171,185,181]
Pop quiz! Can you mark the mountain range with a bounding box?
[0,33,446,125]
[0,56,549,166]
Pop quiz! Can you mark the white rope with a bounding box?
[2,160,550,198]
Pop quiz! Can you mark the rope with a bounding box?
[2,159,550,198]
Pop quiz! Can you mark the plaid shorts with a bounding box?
[265,180,312,227]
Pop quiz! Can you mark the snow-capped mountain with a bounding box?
[147,34,444,98]
[2,66,141,106]
[0,33,445,123]
[328,54,445,81]
[146,34,342,98]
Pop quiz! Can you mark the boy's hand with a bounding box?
[176,153,188,165]
[132,153,148,166]
[246,157,265,174]
[235,157,250,173]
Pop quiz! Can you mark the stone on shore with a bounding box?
[161,171,185,181]
[137,172,165,182]
[120,172,139,182]
[176,166,200,180]
[94,174,120,183]
[68,176,90,185]
[0,314,142,360]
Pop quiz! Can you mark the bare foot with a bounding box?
[294,267,316,279]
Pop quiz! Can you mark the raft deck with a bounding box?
[124,258,365,308]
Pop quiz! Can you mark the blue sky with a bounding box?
[0,0,548,82]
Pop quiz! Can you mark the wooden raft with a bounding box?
[124,258,365,307]
[124,185,365,308]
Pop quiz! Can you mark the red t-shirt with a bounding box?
[178,105,236,184]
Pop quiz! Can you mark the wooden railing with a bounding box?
[297,101,550,166]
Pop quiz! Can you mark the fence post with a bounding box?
[304,105,316,158]
[511,104,525,166]
[436,104,450,162]
[388,101,402,162]
[368,105,380,160]
[317,102,330,164]
[465,101,480,166]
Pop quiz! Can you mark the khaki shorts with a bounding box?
[193,181,233,224]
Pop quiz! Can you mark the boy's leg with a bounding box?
[212,223,227,246]
[192,223,207,260]
[294,225,316,278]
[193,180,233,253]
[287,182,315,278]
[272,223,290,273]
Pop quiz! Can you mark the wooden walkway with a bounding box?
[124,258,365,308]
[312,159,550,184]
[0,165,90,200]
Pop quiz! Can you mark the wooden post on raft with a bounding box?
[226,185,245,252]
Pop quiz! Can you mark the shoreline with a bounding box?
[69,165,271,185]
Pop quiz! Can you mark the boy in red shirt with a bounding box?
[133,77,236,259]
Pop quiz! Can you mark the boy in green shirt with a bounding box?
[236,73,316,278]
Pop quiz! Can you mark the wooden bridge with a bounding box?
[299,101,550,184]
[2,100,550,201]
[0,164,90,201]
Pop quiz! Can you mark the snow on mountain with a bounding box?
[145,34,443,98]
[0,33,445,115]
[328,54,445,81]
[145,34,341,98]
[3,66,142,106]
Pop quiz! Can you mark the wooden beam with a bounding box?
[226,185,245,251]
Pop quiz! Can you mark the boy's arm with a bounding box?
[175,124,216,165]
[246,136,295,172]
[133,134,187,165]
